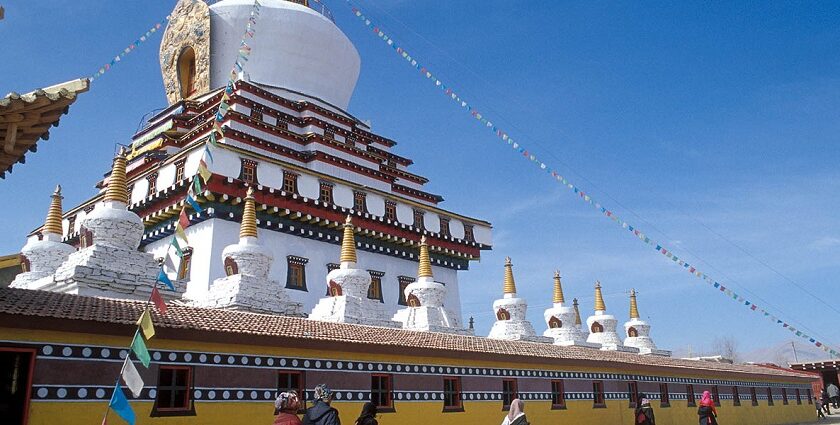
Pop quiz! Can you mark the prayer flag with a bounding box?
[186,194,203,214]
[136,309,155,340]
[209,132,218,147]
[121,357,144,398]
[198,160,211,184]
[130,333,150,368]
[175,223,188,244]
[203,144,214,162]
[108,384,136,425]
[171,237,184,258]
[157,269,175,291]
[150,287,167,314]
[192,177,202,196]
[178,208,190,230]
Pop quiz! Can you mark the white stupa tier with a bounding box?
[190,187,303,315]
[10,186,75,288]
[309,217,400,327]
[392,237,471,335]
[543,272,599,348]
[487,258,551,342]
[623,289,671,356]
[585,281,638,353]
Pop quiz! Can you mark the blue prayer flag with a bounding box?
[109,384,136,425]
[157,269,175,291]
[186,194,203,213]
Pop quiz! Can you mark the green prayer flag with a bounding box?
[170,237,184,258]
[131,332,151,367]
[193,177,202,195]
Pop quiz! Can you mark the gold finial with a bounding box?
[104,148,129,204]
[339,215,357,263]
[552,270,565,304]
[502,256,517,294]
[417,236,433,278]
[629,288,640,319]
[594,280,606,312]
[43,185,64,235]
[573,298,582,325]
[239,186,258,238]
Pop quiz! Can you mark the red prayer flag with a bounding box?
[178,207,190,230]
[151,287,167,315]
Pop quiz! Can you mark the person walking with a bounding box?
[354,402,378,425]
[697,390,718,425]
[827,383,840,408]
[302,384,340,425]
[274,391,302,425]
[501,398,529,425]
[816,396,827,419]
[821,389,832,415]
[634,393,656,425]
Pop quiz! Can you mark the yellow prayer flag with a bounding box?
[198,163,212,184]
[175,223,189,244]
[136,309,155,340]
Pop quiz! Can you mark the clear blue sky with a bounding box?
[2,1,840,357]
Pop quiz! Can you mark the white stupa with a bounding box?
[487,257,551,342]
[585,281,638,352]
[392,237,470,334]
[309,216,399,327]
[543,271,599,348]
[9,186,76,289]
[192,187,302,315]
[623,289,671,356]
[573,297,588,340]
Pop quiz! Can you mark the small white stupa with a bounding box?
[309,216,399,327]
[543,271,598,348]
[10,185,76,289]
[392,237,470,334]
[193,187,302,315]
[585,281,638,352]
[487,257,551,342]
[49,149,182,300]
[623,289,671,356]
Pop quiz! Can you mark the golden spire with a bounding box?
[573,298,582,325]
[502,256,517,294]
[552,270,565,304]
[239,186,258,238]
[104,148,129,204]
[339,215,357,263]
[629,288,640,319]
[417,236,433,278]
[594,280,606,312]
[43,185,64,235]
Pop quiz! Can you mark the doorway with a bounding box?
[0,348,35,425]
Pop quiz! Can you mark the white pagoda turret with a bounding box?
[488,257,550,342]
[623,289,671,356]
[573,298,588,340]
[191,187,303,315]
[9,186,75,288]
[543,271,598,347]
[585,281,638,352]
[309,216,399,327]
[392,237,470,334]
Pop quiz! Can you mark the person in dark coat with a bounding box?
[822,389,832,415]
[697,390,718,425]
[354,402,378,425]
[634,393,656,425]
[274,391,302,425]
[302,384,340,425]
[500,398,528,425]
[817,396,827,419]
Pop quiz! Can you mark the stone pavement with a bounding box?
[797,413,840,424]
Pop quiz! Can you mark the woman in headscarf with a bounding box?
[273,391,302,425]
[634,393,656,425]
[697,390,718,425]
[501,398,529,425]
[354,402,378,425]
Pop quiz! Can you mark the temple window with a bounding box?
[442,377,462,411]
[282,171,298,194]
[286,256,308,291]
[67,215,76,234]
[240,159,258,184]
[502,379,518,409]
[766,387,774,406]
[19,255,30,273]
[686,384,696,407]
[323,128,335,140]
[370,374,393,409]
[590,322,604,333]
[277,117,289,130]
[353,191,367,213]
[325,263,340,296]
[319,181,333,204]
[224,257,238,276]
[711,386,721,406]
[152,366,193,415]
[147,173,158,197]
[795,388,802,405]
[781,388,788,405]
[732,386,741,406]
[548,317,561,329]
[397,276,414,306]
[592,381,606,408]
[178,248,193,280]
[412,209,424,230]
[345,134,356,147]
[367,270,384,302]
[550,380,566,409]
[79,227,94,248]
[807,389,813,405]
[463,224,475,242]
[177,46,197,99]
[250,105,263,121]
[175,159,186,183]
[750,387,758,406]
[384,201,397,222]
[277,371,305,413]
[627,327,638,337]
[659,383,670,407]
[627,381,639,408]
[495,308,510,321]
[439,217,450,238]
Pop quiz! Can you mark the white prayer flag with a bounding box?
[122,357,144,398]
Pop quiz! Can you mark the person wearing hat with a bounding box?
[634,392,656,425]
[302,384,341,425]
[274,391,302,425]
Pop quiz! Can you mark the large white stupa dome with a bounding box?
[209,0,361,110]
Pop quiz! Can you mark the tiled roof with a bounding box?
[0,287,814,381]
[0,78,89,178]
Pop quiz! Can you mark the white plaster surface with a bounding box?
[9,234,75,288]
[543,303,599,348]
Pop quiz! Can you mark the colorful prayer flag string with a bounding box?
[90,19,168,82]
[344,1,839,357]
